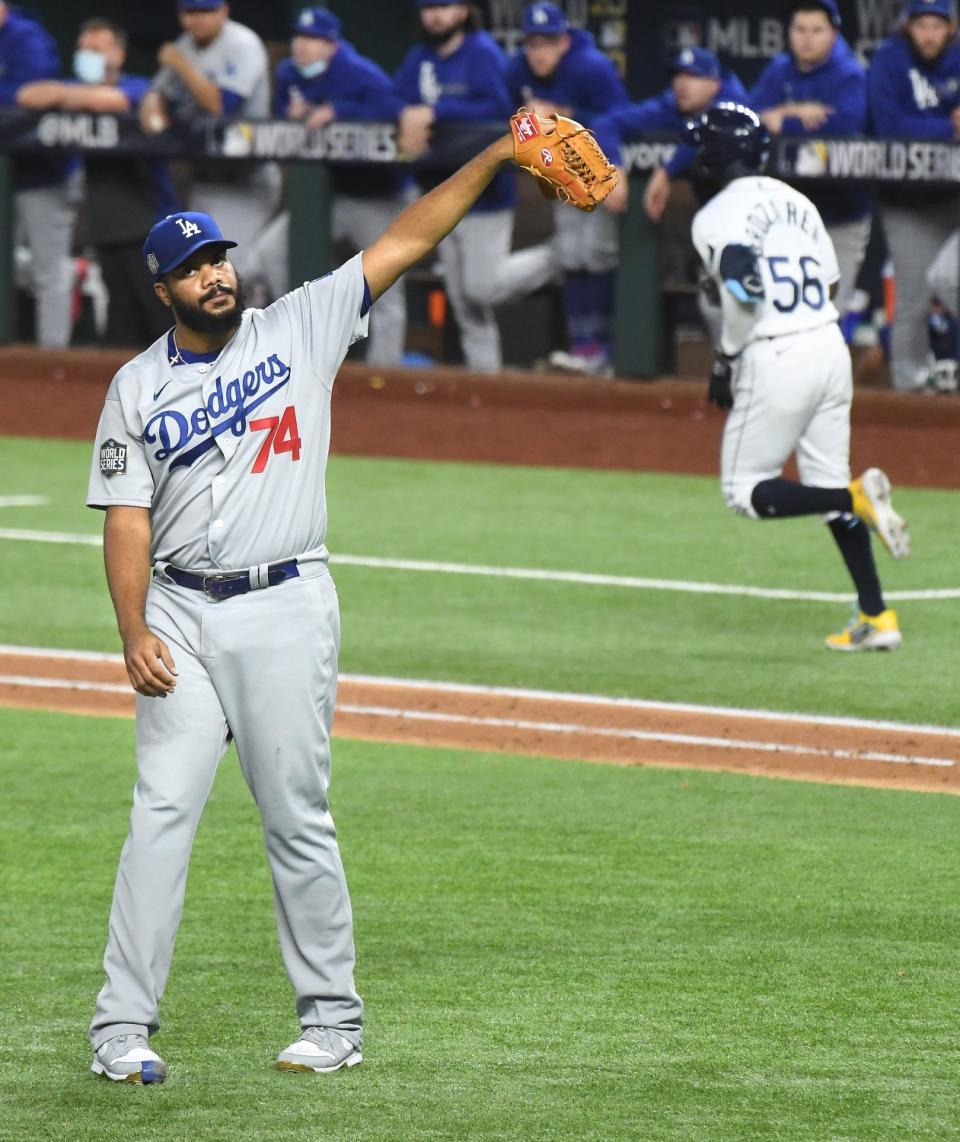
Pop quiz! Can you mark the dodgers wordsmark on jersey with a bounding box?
[86,254,369,570]
[692,176,840,357]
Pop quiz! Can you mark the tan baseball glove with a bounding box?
[510,107,619,212]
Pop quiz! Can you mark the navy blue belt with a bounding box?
[159,558,299,600]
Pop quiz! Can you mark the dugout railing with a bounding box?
[2,110,960,377]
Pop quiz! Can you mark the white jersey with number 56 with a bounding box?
[692,175,840,357]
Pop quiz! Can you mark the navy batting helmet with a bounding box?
[684,103,771,180]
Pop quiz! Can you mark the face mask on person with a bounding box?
[297,57,329,79]
[73,49,108,84]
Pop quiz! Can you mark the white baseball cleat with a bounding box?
[849,468,911,559]
[276,1026,363,1073]
[91,1033,166,1083]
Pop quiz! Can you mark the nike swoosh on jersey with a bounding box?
[153,380,173,400]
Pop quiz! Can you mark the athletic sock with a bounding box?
[828,516,886,616]
[750,478,853,519]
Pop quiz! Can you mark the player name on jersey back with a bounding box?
[692,175,841,356]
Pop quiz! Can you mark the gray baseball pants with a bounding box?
[827,214,872,318]
[439,209,557,371]
[879,196,960,390]
[927,229,960,315]
[242,193,411,367]
[15,170,82,348]
[551,202,619,272]
[90,561,362,1051]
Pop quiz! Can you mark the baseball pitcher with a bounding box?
[86,112,616,1082]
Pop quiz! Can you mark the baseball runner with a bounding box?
[85,109,612,1083]
[868,0,960,390]
[689,105,910,651]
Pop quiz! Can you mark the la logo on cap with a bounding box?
[302,10,313,23]
[680,48,694,65]
[175,217,202,238]
[533,6,548,22]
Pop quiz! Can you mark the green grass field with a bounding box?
[0,435,957,724]
[2,435,960,1140]
[2,707,959,1142]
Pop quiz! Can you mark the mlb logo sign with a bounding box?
[513,112,541,144]
[99,438,128,477]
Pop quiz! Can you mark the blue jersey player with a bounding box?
[749,0,871,324]
[507,1,628,375]
[593,47,748,222]
[868,0,960,390]
[247,7,412,365]
[395,1,557,371]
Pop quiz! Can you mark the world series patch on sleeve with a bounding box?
[510,107,619,211]
[99,438,128,476]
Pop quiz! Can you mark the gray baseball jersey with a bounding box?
[153,19,271,120]
[86,256,369,1055]
[87,255,368,567]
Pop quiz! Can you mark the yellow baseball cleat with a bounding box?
[825,608,902,652]
[849,468,911,559]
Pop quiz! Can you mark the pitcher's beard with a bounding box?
[169,275,247,335]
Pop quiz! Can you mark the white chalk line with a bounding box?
[0,528,956,603]
[0,670,952,769]
[0,674,130,694]
[1,642,959,738]
[0,496,49,509]
[336,704,955,769]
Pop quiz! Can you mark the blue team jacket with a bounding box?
[276,41,408,198]
[394,30,515,212]
[868,31,960,138]
[505,28,628,125]
[750,35,869,223]
[591,71,749,179]
[0,7,75,189]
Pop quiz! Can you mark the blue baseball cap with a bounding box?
[522,2,568,35]
[143,212,237,278]
[669,46,722,79]
[292,6,341,38]
[907,0,955,18]
[790,0,842,26]
[177,0,226,9]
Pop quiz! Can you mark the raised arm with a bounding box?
[362,133,514,300]
[103,506,177,697]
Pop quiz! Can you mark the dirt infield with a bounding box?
[1,345,959,486]
[2,649,959,795]
[2,346,958,793]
